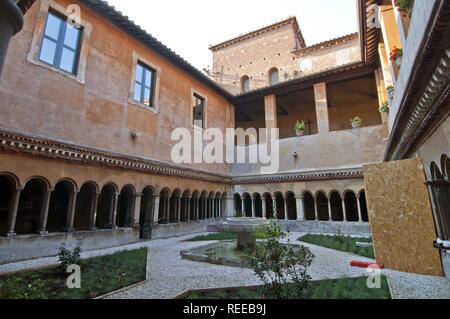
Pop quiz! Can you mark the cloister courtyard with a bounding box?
[1,231,449,299]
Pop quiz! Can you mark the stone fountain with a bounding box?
[181,217,270,268]
[221,217,270,250]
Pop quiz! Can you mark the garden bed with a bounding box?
[0,248,148,299]
[299,234,374,258]
[181,276,391,299]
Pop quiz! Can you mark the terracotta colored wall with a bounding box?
[0,0,233,175]
[364,158,443,276]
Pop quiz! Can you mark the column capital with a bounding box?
[153,194,161,198]
[135,192,143,197]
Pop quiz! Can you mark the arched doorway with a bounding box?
[330,191,343,221]
[0,174,18,236]
[344,191,359,222]
[199,191,208,220]
[274,192,285,220]
[242,193,252,217]
[139,186,154,239]
[359,190,369,222]
[303,192,315,221]
[263,193,274,219]
[170,189,182,223]
[191,191,200,220]
[47,180,76,233]
[181,190,191,222]
[316,192,329,221]
[117,185,135,228]
[74,182,97,231]
[253,193,263,218]
[158,188,171,224]
[234,193,242,216]
[16,178,48,235]
[286,192,297,220]
[96,183,118,229]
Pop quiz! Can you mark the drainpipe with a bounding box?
[0,0,24,78]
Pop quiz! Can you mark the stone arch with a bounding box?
[96,183,119,229]
[74,181,99,231]
[158,188,171,224]
[190,190,200,221]
[180,190,191,222]
[0,173,20,236]
[329,191,343,221]
[274,192,285,220]
[199,191,208,220]
[315,191,329,221]
[139,186,155,239]
[431,161,444,181]
[285,192,296,220]
[16,177,49,235]
[344,190,358,222]
[206,191,214,219]
[117,185,135,228]
[47,180,77,233]
[252,193,263,218]
[242,193,252,217]
[241,75,250,93]
[169,189,182,223]
[263,193,274,219]
[303,191,315,220]
[233,193,242,217]
[441,154,450,182]
[359,190,369,222]
[268,67,279,85]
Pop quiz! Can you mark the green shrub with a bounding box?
[57,240,83,272]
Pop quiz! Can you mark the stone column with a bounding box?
[89,192,100,230]
[241,197,246,217]
[65,190,78,232]
[251,196,256,218]
[226,196,234,217]
[212,198,216,219]
[195,198,199,220]
[342,198,348,222]
[314,197,319,221]
[357,194,363,223]
[109,192,119,229]
[264,94,278,129]
[327,197,332,221]
[39,188,53,235]
[186,197,191,222]
[177,197,181,223]
[283,196,288,221]
[132,193,142,227]
[296,195,305,221]
[6,187,22,237]
[203,198,207,219]
[165,197,170,223]
[261,197,267,219]
[153,194,160,224]
[313,82,330,134]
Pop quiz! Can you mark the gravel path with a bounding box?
[1,232,449,299]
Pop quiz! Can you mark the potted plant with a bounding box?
[386,85,395,101]
[350,117,363,129]
[294,120,305,137]
[379,102,390,113]
[390,46,403,67]
[394,0,411,17]
[0,0,24,78]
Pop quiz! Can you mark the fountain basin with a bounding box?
[222,217,270,250]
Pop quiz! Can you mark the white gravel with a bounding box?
[1,232,449,299]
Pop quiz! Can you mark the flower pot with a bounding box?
[351,121,363,129]
[0,0,24,77]
[395,56,403,67]
[295,130,305,137]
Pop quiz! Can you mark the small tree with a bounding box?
[57,240,83,273]
[250,222,314,299]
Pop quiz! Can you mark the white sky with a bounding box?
[104,0,358,70]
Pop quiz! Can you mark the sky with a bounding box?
[104,0,358,70]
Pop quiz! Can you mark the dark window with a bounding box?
[39,11,82,74]
[270,68,279,85]
[134,62,155,107]
[193,94,205,128]
[241,76,250,93]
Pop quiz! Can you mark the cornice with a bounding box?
[0,128,232,184]
[232,167,364,185]
[293,33,359,57]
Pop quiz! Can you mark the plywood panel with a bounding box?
[364,158,443,276]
